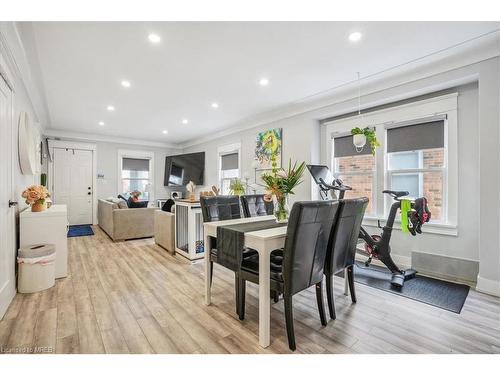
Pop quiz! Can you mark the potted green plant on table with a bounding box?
[261,148,305,223]
[229,178,246,196]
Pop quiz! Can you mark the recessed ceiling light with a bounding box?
[148,33,161,43]
[181,119,189,124]
[348,31,362,42]
[162,130,168,134]
[259,78,269,86]
[121,80,131,88]
[98,121,105,126]
[107,105,115,111]
[211,102,219,109]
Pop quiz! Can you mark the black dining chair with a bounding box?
[240,194,273,218]
[324,198,368,320]
[200,195,255,315]
[237,200,340,351]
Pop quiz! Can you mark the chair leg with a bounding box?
[284,295,296,351]
[237,278,246,320]
[235,273,240,316]
[325,273,336,320]
[209,261,214,286]
[347,265,357,303]
[272,290,279,303]
[315,281,327,326]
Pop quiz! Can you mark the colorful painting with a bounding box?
[254,128,282,170]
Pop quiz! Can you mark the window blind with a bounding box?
[122,157,150,172]
[387,120,444,153]
[334,135,372,157]
[221,153,239,170]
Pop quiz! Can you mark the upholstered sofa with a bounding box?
[98,199,156,241]
[154,210,175,254]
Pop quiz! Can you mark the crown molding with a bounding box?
[0,22,50,128]
[179,29,500,149]
[43,128,182,149]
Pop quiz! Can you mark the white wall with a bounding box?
[0,24,44,212]
[43,138,179,201]
[183,57,500,295]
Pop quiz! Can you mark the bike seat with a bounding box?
[382,190,409,198]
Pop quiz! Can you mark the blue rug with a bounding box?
[68,225,94,238]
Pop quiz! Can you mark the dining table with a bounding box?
[203,215,288,348]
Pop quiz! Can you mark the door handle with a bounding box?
[8,200,18,207]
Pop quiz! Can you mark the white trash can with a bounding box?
[17,244,56,293]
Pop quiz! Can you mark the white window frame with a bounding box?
[217,142,241,195]
[117,149,155,203]
[324,93,458,236]
[331,131,377,218]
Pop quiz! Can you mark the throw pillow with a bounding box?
[127,197,148,208]
[117,200,128,209]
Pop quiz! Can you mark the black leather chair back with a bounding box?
[324,198,368,276]
[282,200,340,295]
[240,194,273,218]
[200,196,242,223]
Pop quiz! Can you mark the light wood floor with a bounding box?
[1,226,499,354]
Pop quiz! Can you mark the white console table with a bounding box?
[20,204,69,278]
[174,200,204,260]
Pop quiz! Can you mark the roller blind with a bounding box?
[122,157,150,172]
[387,120,444,153]
[221,152,238,170]
[334,135,372,157]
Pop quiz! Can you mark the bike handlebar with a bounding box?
[318,178,352,191]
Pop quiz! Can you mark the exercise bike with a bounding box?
[307,164,431,288]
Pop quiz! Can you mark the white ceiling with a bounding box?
[26,21,499,145]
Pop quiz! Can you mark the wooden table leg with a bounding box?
[204,233,211,305]
[258,247,271,348]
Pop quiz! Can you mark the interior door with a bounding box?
[53,148,93,225]
[0,74,16,318]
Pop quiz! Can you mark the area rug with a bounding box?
[67,224,94,238]
[351,262,470,314]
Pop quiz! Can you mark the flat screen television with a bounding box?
[164,152,205,186]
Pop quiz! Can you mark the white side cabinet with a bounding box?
[20,204,69,278]
[175,200,204,261]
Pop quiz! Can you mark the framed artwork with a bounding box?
[254,128,282,170]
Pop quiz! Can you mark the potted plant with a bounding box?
[22,185,50,212]
[351,127,380,155]
[261,150,306,223]
[229,178,246,196]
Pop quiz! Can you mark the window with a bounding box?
[325,93,457,231]
[332,135,376,215]
[218,144,241,195]
[118,150,154,202]
[386,119,446,222]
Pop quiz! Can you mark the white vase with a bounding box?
[353,134,367,148]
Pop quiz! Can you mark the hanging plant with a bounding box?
[351,127,380,155]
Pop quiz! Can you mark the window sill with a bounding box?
[362,217,458,237]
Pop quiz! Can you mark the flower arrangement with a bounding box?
[351,127,380,155]
[261,145,305,222]
[22,184,50,212]
[229,178,246,196]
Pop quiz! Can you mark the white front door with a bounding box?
[0,74,16,319]
[53,148,93,225]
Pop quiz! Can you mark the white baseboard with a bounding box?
[0,285,16,320]
[476,275,500,297]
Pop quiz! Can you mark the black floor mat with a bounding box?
[351,262,470,314]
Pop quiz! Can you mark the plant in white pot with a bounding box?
[351,127,380,155]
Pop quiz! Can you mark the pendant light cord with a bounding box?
[357,71,361,116]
